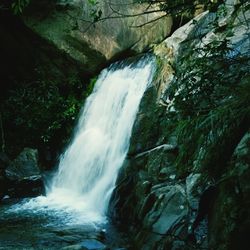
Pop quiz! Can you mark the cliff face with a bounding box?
[22,0,172,73]
[111,1,250,249]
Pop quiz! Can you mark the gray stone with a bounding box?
[3,148,44,198]
[186,173,201,210]
[146,185,188,234]
[6,148,40,180]
[23,0,172,73]
[79,239,107,250]
[62,244,84,250]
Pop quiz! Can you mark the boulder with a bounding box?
[4,148,44,198]
[110,143,178,224]
[6,147,40,180]
[62,239,107,250]
[22,0,172,73]
[79,239,107,250]
[145,184,188,234]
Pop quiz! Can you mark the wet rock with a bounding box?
[3,148,44,198]
[8,175,44,198]
[62,245,84,250]
[186,173,202,210]
[110,144,177,223]
[62,241,108,250]
[6,148,40,180]
[145,185,188,235]
[79,239,107,250]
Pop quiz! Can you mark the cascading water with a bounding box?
[7,56,155,226]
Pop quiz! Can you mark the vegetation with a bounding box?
[0,73,98,164]
[163,3,250,178]
[85,0,224,29]
[0,0,30,14]
[11,0,30,14]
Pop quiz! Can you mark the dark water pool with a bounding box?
[0,198,128,250]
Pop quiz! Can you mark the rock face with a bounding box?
[209,132,250,250]
[6,148,40,179]
[111,1,250,249]
[0,148,44,200]
[23,0,172,73]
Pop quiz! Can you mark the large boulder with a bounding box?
[6,147,40,179]
[22,0,172,73]
[4,148,44,198]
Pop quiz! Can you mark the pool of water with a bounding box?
[0,198,128,249]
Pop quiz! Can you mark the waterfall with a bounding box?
[9,56,155,226]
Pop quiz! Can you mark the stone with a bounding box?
[7,175,44,198]
[146,185,188,235]
[62,244,84,250]
[4,148,44,198]
[186,173,202,210]
[79,239,107,250]
[23,0,172,73]
[6,148,40,180]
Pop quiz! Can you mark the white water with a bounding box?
[8,57,155,226]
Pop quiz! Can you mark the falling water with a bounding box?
[8,56,155,226]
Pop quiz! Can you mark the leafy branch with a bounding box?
[11,0,30,14]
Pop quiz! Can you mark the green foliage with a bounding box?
[86,77,97,96]
[1,71,99,160]
[87,0,98,5]
[87,0,102,23]
[166,35,250,177]
[144,0,223,18]
[11,0,30,14]
[3,80,81,148]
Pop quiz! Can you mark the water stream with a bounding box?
[0,56,155,249]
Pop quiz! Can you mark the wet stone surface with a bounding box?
[0,199,129,250]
